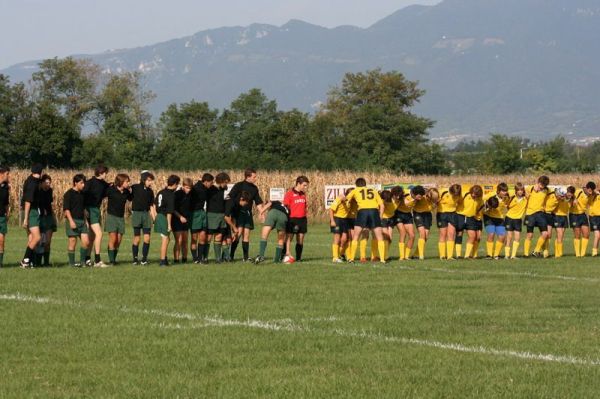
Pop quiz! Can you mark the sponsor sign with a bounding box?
[269,188,286,202]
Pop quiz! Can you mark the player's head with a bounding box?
[141,171,155,187]
[202,173,214,187]
[380,190,392,202]
[486,196,499,209]
[182,178,193,194]
[114,173,130,189]
[537,176,550,189]
[244,168,257,183]
[31,163,43,176]
[496,182,509,198]
[40,174,51,190]
[449,184,462,197]
[215,172,231,188]
[355,178,367,187]
[427,188,440,204]
[94,165,109,179]
[0,166,9,183]
[470,185,483,199]
[411,185,426,199]
[73,174,86,190]
[295,176,310,192]
[167,175,180,188]
[391,186,404,200]
[585,181,596,195]
[566,185,576,200]
[239,191,251,207]
[515,182,525,197]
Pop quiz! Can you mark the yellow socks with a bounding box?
[505,245,511,259]
[438,242,446,259]
[447,241,455,259]
[344,245,351,259]
[332,244,340,260]
[349,240,359,261]
[574,238,581,257]
[472,241,480,258]
[359,238,368,260]
[465,243,474,258]
[404,246,412,260]
[418,238,426,260]
[378,240,386,262]
[494,241,503,258]
[534,236,546,253]
[455,243,462,258]
[581,238,589,257]
[593,248,598,257]
[511,241,520,258]
[398,242,405,260]
[486,241,494,257]
[371,239,379,260]
[524,239,532,257]
[555,240,563,258]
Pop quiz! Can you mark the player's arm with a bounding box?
[63,194,76,229]
[259,201,272,217]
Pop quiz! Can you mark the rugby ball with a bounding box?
[283,255,296,264]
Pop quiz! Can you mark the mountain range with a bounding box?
[3,0,600,142]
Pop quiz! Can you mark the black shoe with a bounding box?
[485,255,493,260]
[254,255,265,265]
[140,260,149,266]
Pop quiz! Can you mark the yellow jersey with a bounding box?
[329,198,351,219]
[589,194,600,217]
[570,189,590,215]
[413,196,433,213]
[458,194,483,218]
[437,190,460,213]
[382,201,397,219]
[346,187,383,211]
[483,192,509,219]
[398,196,415,213]
[544,192,559,214]
[525,186,549,215]
[505,194,528,219]
[554,198,570,217]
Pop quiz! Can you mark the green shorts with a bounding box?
[86,206,101,225]
[154,213,170,236]
[264,209,288,232]
[191,209,207,232]
[105,214,125,234]
[40,214,58,233]
[0,216,7,235]
[236,209,254,230]
[207,212,226,232]
[22,208,41,228]
[131,211,152,230]
[66,218,89,237]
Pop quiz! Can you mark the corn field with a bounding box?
[6,169,599,223]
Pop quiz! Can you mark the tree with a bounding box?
[482,134,527,174]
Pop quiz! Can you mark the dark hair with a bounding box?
[215,172,231,184]
[94,165,108,177]
[183,178,193,187]
[497,182,509,193]
[567,186,576,194]
[0,166,9,174]
[470,185,483,198]
[296,176,310,185]
[586,181,596,191]
[73,174,86,184]
[411,185,426,197]
[538,176,550,188]
[244,168,257,178]
[381,190,392,202]
[41,174,51,182]
[167,175,180,187]
[31,163,43,174]
[202,173,214,183]
[141,172,155,183]
[114,173,130,187]
[391,186,404,199]
[486,196,499,209]
[239,191,251,202]
[515,182,525,192]
[355,178,367,187]
[449,184,462,196]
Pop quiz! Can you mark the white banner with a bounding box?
[269,188,285,202]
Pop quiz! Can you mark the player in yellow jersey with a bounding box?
[345,178,386,264]
[524,176,550,257]
[391,186,415,261]
[436,184,462,260]
[411,185,434,260]
[483,183,510,259]
[328,188,353,263]
[552,187,572,258]
[569,182,594,257]
[457,185,484,259]
[543,186,560,258]
[379,190,397,262]
[588,184,600,256]
[504,183,527,259]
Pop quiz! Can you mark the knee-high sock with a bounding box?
[332,244,340,260]
[574,238,581,257]
[417,238,426,259]
[383,240,389,261]
[494,241,503,258]
[359,238,367,260]
[472,241,480,258]
[505,245,511,258]
[438,242,446,259]
[524,239,532,256]
[512,241,520,258]
[486,241,494,257]
[534,236,546,253]
[398,242,405,260]
[455,236,463,258]
[350,240,359,261]
[465,243,474,258]
[371,239,379,260]
[581,238,589,257]
[446,241,455,259]
[378,240,386,262]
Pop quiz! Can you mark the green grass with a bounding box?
[1,225,600,398]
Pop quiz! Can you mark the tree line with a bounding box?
[1,57,598,175]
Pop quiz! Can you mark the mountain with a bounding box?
[3,0,600,141]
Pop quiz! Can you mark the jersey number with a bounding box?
[360,189,375,200]
[157,194,163,208]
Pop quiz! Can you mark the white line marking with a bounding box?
[2,292,599,367]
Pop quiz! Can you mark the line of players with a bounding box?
[329,176,600,263]
[0,164,309,268]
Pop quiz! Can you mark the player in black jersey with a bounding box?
[39,174,57,266]
[64,174,90,267]
[206,172,231,263]
[130,172,156,265]
[173,178,193,264]
[155,175,179,266]
[105,174,133,266]
[190,173,213,264]
[0,166,10,267]
[21,163,43,268]
[83,165,109,267]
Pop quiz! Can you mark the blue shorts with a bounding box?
[484,216,506,235]
[356,209,381,229]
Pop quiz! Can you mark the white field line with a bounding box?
[2,292,600,367]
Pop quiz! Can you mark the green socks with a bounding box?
[213,243,223,261]
[68,251,76,266]
[259,240,268,257]
[108,249,116,264]
[274,246,283,263]
[80,248,87,264]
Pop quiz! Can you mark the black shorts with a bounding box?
[346,218,355,230]
[484,215,503,227]
[553,215,568,229]
[525,212,548,233]
[465,217,481,231]
[394,211,413,225]
[414,212,433,229]
[455,214,467,232]
[381,218,396,228]
[570,213,589,228]
[590,216,600,231]
[544,213,555,227]
[504,217,523,232]
[287,217,308,234]
[356,209,381,229]
[331,217,351,234]
[172,216,190,233]
[437,212,457,228]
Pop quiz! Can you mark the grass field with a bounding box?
[1,224,600,397]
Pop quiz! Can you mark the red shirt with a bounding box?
[283,189,307,218]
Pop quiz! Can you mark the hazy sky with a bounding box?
[0,0,440,69]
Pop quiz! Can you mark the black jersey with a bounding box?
[155,188,176,215]
[228,180,263,211]
[83,177,109,207]
[39,188,54,216]
[63,189,85,220]
[106,186,132,218]
[21,175,41,209]
[131,183,155,212]
[191,182,208,211]
[174,189,192,217]
[206,186,227,213]
[270,200,289,215]
[0,182,9,217]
